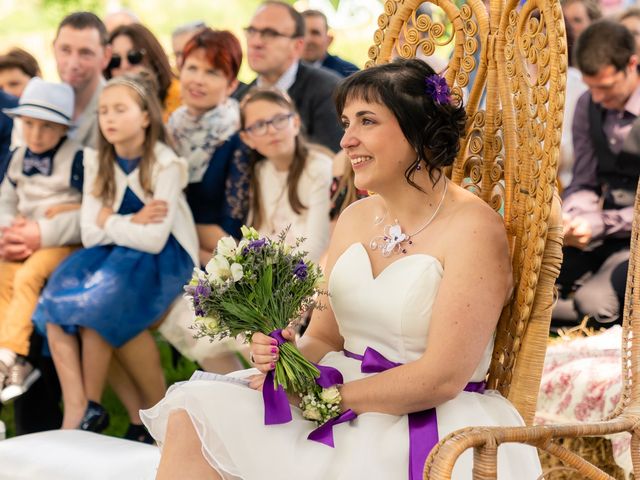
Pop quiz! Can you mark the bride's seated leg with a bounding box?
[157,409,221,480]
[46,323,85,429]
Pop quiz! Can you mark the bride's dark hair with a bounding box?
[334,58,466,189]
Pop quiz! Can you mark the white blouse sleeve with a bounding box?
[80,151,115,247]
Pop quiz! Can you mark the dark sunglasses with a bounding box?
[108,49,146,70]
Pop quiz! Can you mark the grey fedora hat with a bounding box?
[2,77,74,126]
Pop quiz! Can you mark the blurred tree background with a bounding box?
[0,0,382,82]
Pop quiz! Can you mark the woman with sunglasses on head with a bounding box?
[104,23,180,122]
[239,87,332,262]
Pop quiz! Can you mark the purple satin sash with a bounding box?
[344,347,486,480]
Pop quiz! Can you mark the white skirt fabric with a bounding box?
[142,243,542,479]
[141,351,542,480]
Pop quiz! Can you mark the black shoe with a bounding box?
[78,400,110,433]
[124,423,154,444]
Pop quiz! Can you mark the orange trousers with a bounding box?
[0,246,78,355]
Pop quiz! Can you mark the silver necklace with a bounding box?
[370,180,448,257]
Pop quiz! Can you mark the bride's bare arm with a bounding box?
[339,201,511,415]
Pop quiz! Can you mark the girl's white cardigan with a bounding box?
[80,142,199,266]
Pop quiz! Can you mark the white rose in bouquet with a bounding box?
[319,386,341,404]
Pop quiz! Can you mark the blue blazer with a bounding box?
[321,53,359,78]
[0,90,18,183]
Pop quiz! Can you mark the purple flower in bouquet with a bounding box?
[425,74,451,105]
[195,282,211,298]
[293,260,308,280]
[242,238,267,255]
[185,278,211,317]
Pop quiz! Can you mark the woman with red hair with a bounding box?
[169,28,250,267]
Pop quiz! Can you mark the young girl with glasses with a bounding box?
[32,72,198,437]
[239,87,333,262]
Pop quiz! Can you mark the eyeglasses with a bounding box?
[243,26,298,41]
[107,49,146,70]
[244,113,294,136]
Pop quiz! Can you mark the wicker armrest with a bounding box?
[424,411,640,480]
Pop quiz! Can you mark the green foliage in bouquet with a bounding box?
[184,226,325,393]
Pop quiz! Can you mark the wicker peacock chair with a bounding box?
[368,0,631,478]
[371,0,640,478]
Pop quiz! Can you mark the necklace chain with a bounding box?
[370,180,448,257]
[400,179,448,238]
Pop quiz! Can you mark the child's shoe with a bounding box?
[78,400,110,433]
[0,356,40,403]
[124,423,154,444]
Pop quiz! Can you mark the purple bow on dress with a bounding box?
[344,347,486,480]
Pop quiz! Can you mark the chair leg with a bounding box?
[631,429,640,479]
[472,441,498,480]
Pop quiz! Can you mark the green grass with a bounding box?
[0,336,199,440]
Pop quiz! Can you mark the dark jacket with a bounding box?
[0,91,18,183]
[234,62,343,152]
[321,53,359,78]
[563,90,640,241]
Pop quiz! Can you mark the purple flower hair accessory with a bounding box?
[425,74,451,105]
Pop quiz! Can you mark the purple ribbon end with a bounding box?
[262,370,292,425]
[307,409,357,448]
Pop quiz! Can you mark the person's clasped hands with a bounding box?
[0,216,41,261]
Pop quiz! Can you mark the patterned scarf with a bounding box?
[168,97,240,183]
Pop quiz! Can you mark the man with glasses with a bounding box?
[553,20,640,329]
[53,12,111,149]
[235,1,343,153]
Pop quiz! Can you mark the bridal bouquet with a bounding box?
[184,226,324,394]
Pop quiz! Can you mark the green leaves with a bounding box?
[255,264,273,309]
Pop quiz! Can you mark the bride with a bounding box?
[141,58,543,479]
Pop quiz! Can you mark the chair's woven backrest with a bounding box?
[369,0,566,424]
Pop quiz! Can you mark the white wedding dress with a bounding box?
[141,242,542,479]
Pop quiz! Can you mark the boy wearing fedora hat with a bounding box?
[0,77,85,403]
